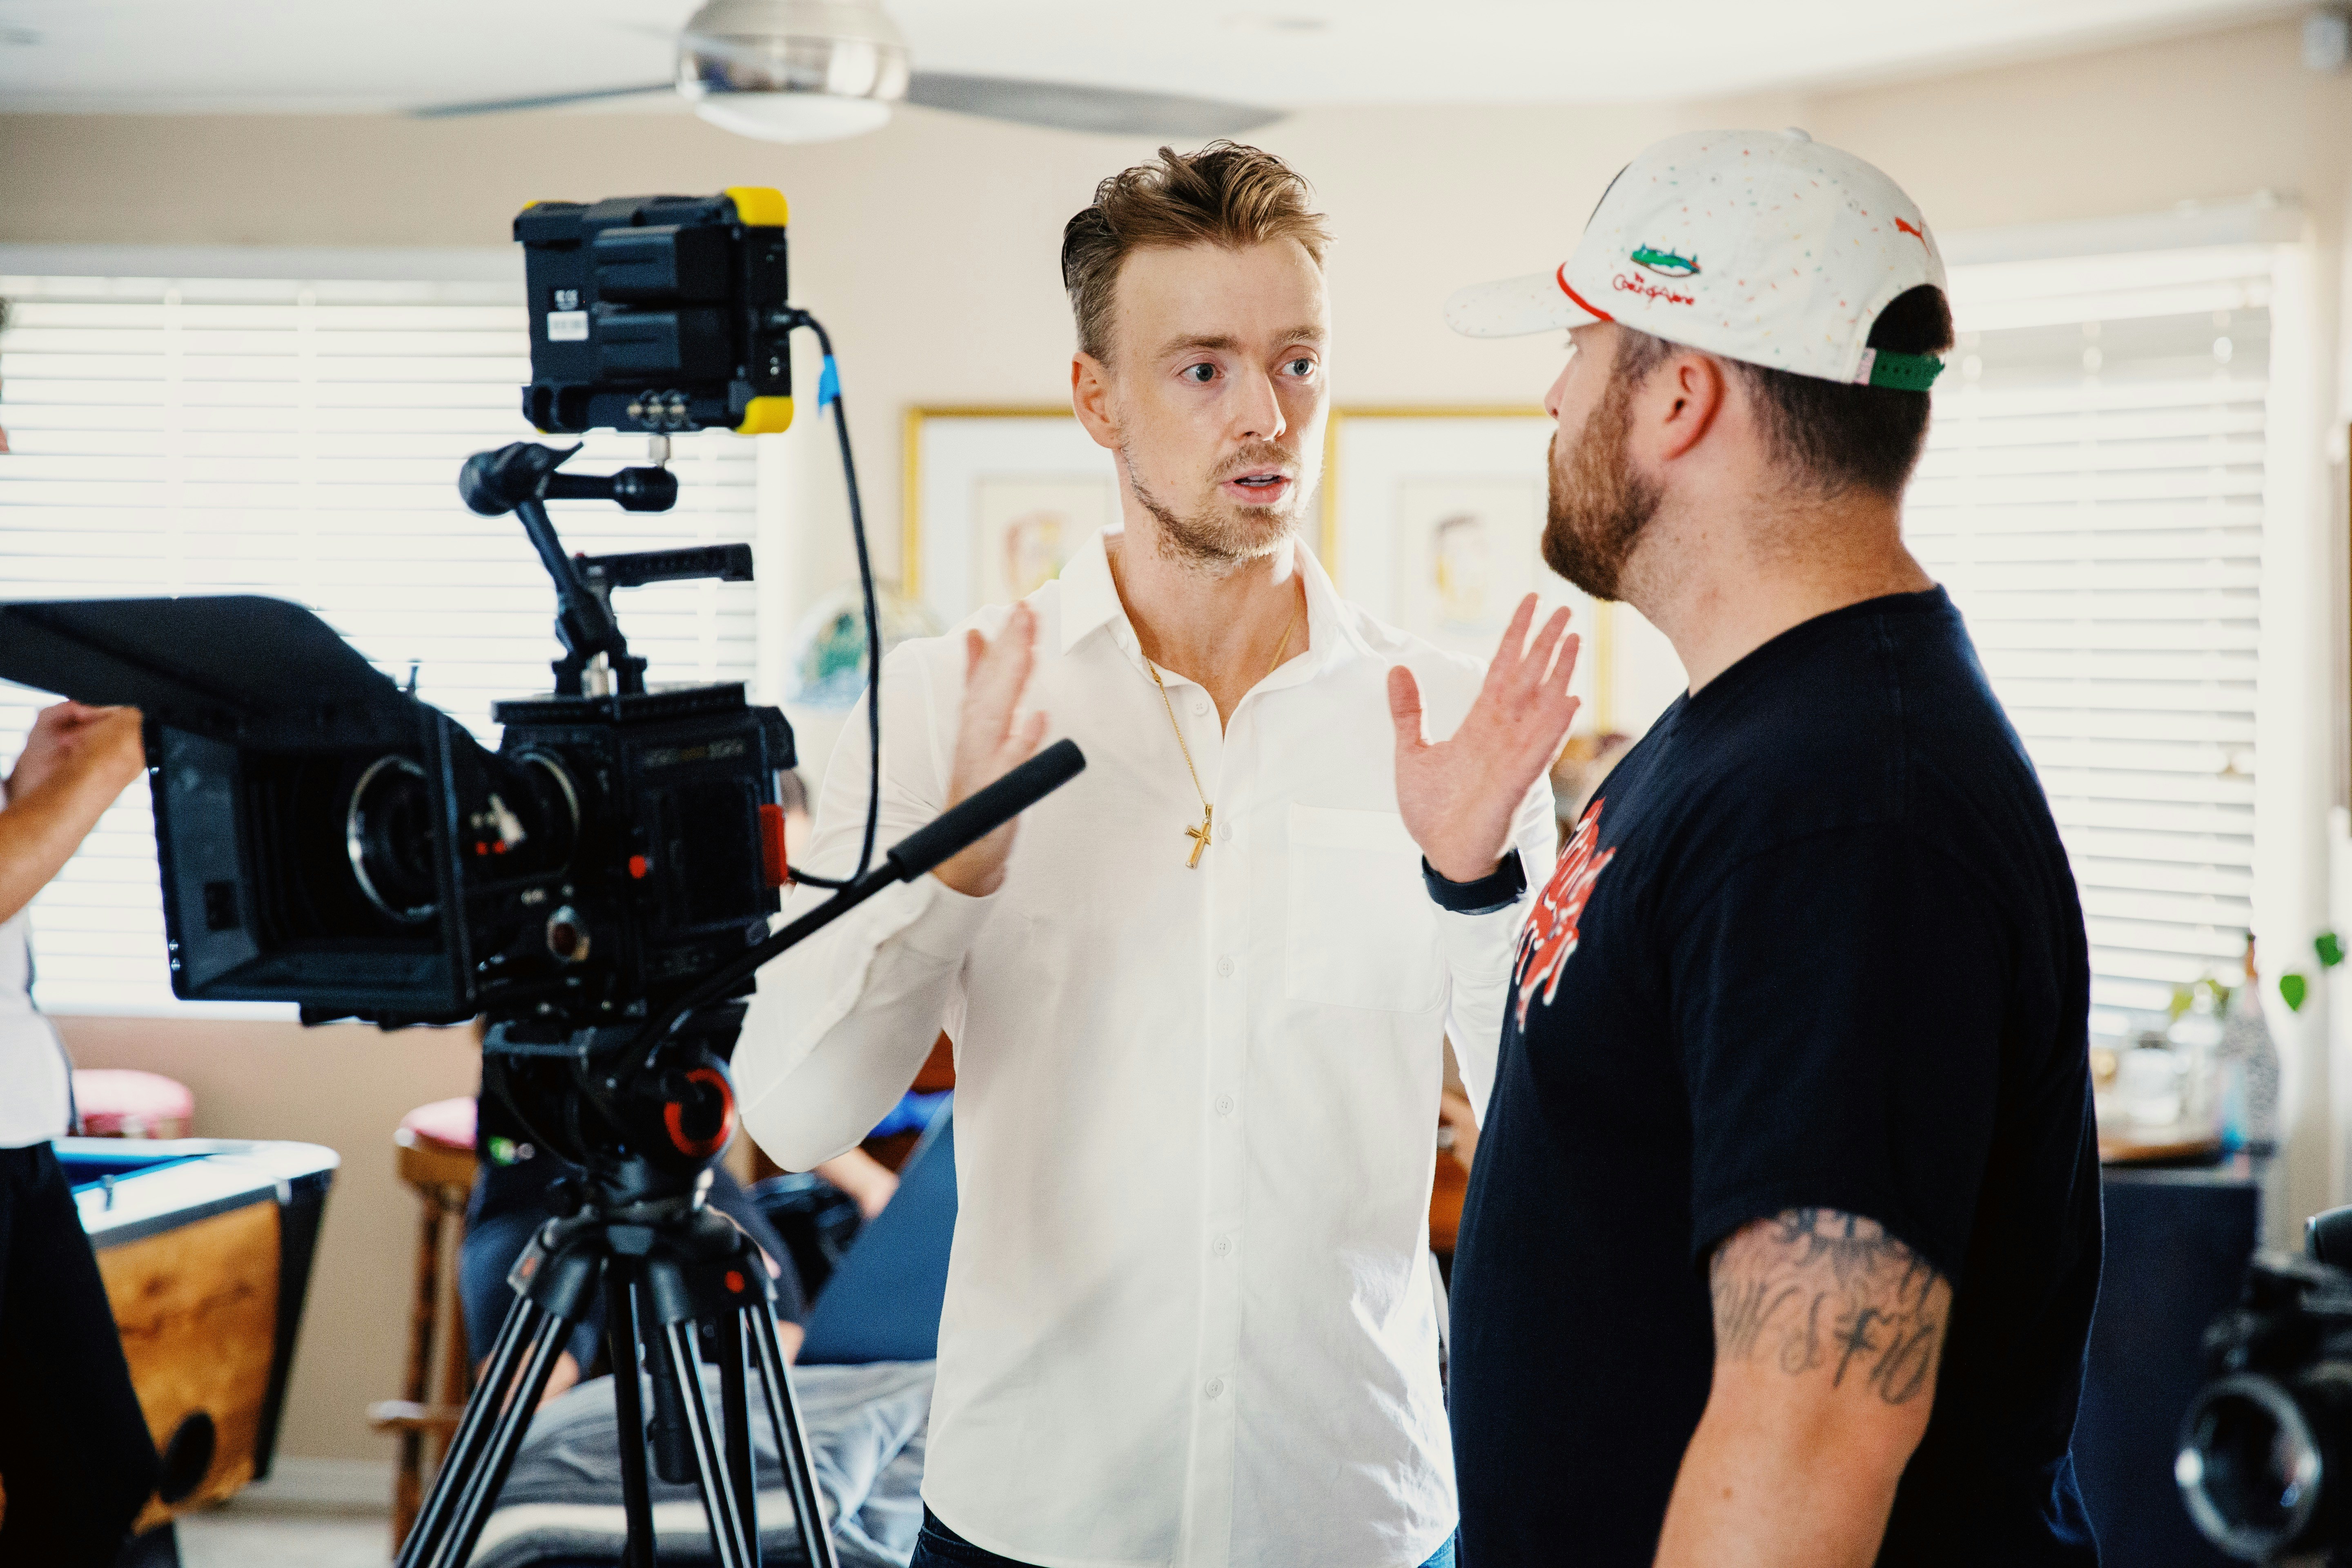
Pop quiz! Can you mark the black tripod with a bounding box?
[397,1010,838,1568]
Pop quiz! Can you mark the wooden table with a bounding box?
[60,1138,338,1532]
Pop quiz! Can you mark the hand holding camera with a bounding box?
[5,701,143,808]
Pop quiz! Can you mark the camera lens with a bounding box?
[2178,1374,2328,1560]
[345,755,439,925]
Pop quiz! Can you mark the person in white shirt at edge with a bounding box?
[731,145,1581,1568]
[0,301,165,1564]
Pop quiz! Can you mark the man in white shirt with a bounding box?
[733,146,1581,1568]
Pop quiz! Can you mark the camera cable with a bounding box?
[766,308,883,891]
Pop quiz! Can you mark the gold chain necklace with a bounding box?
[1147,600,1302,869]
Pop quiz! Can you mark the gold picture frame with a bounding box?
[1321,405,1634,734]
[901,405,1111,617]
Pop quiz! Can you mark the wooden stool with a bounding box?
[367,1096,477,1552]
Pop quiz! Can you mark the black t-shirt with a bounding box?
[1449,588,2102,1566]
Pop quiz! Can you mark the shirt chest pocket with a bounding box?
[1283,804,1445,1013]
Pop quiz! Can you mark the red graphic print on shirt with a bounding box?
[1513,798,1618,1029]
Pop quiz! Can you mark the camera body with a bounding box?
[2181,1253,2352,1561]
[151,653,792,1029]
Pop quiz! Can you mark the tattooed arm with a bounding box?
[1652,1209,1950,1568]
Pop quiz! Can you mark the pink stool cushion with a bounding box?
[401,1095,477,1153]
[72,1069,195,1139]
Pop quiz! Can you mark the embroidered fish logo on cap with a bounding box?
[1630,246,1700,278]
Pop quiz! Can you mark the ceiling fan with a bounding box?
[414,0,1286,142]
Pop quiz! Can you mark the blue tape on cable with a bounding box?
[819,355,841,409]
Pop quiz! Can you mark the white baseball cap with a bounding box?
[1446,128,1948,391]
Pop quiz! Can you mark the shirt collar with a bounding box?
[1056,527,1127,656]
[1058,523,1364,678]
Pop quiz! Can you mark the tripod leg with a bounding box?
[746,1303,840,1568]
[718,1313,762,1568]
[660,1319,755,1568]
[398,1291,548,1568]
[419,1310,573,1568]
[605,1267,657,1568]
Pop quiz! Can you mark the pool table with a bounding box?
[59,1137,338,1532]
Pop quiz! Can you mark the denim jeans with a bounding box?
[906,1508,1459,1568]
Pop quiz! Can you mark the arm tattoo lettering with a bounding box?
[1707,1209,1947,1407]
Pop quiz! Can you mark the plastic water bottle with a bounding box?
[2219,935,2281,1155]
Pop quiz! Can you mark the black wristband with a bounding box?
[1422,849,1527,915]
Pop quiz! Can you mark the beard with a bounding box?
[1542,370,1662,603]
[1120,439,1304,570]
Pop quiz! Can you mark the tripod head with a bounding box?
[483,1005,746,1216]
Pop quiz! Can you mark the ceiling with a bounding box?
[0,0,2302,115]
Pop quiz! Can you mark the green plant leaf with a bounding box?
[2281,971,2310,1013]
[2318,931,2345,970]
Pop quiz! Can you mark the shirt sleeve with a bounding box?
[733,642,996,1170]
[1673,823,2007,1284]
[1441,776,1556,1125]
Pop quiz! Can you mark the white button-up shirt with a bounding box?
[736,528,1552,1568]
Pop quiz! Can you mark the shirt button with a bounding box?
[1212,1234,1232,1257]
[1215,1094,1235,1116]
[1216,956,1235,978]
[1205,1378,1225,1400]
[1191,695,1209,717]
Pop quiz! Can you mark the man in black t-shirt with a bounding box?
[1419,130,2102,1564]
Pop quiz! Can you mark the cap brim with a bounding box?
[1443,266,1607,338]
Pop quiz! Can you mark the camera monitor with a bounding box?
[518,188,795,438]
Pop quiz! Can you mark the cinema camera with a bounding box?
[2177,1219,2352,1563]
[0,189,1084,1568]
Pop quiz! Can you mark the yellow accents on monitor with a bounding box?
[725,187,789,228]
[736,396,794,435]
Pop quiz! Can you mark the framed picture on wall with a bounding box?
[902,407,1120,624]
[1319,407,1686,737]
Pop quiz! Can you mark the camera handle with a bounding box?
[608,740,1086,1115]
[587,738,1090,1125]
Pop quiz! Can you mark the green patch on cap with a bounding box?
[1630,246,1699,278]
[1868,350,1944,391]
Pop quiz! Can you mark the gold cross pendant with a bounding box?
[1185,803,1215,869]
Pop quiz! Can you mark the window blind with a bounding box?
[0,270,760,1013]
[1908,245,2273,1023]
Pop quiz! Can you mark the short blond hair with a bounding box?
[1060,142,1330,365]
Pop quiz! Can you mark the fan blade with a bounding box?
[410,82,676,119]
[904,73,1282,136]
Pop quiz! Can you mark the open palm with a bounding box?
[1390,595,1580,884]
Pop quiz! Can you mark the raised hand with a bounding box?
[935,603,1049,898]
[1389,595,1579,884]
[6,702,145,806]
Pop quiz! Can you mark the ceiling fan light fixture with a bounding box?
[676,0,909,142]
[678,0,911,98]
[692,92,895,143]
